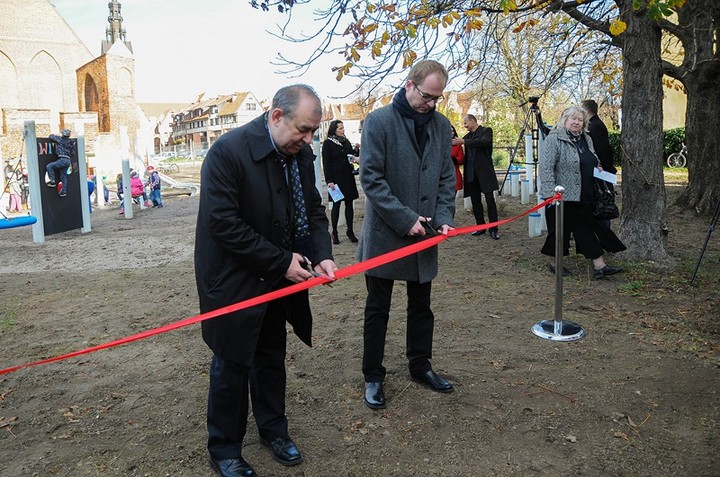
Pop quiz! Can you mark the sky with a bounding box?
[51,0,359,104]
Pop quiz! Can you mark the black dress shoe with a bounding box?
[260,436,303,466]
[411,370,454,393]
[471,230,486,236]
[347,230,358,243]
[331,231,340,245]
[489,230,499,240]
[593,264,623,279]
[364,382,386,409]
[209,457,257,477]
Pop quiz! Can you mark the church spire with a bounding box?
[101,1,133,54]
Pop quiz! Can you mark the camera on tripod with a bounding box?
[528,96,540,111]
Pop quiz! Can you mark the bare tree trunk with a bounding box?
[675,78,720,215]
[618,2,670,261]
[672,1,720,215]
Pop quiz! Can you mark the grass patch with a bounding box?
[0,303,19,330]
[618,280,644,296]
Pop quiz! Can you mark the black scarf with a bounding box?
[392,87,435,153]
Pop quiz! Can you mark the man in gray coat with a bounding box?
[195,84,337,477]
[357,60,457,410]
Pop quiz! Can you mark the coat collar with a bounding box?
[552,126,590,144]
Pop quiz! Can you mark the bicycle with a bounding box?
[156,161,180,174]
[667,143,687,168]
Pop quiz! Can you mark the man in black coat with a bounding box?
[453,114,500,239]
[582,99,616,174]
[194,84,336,477]
[582,99,617,230]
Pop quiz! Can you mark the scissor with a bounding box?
[421,219,439,236]
[301,256,334,284]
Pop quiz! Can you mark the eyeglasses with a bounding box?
[413,82,444,104]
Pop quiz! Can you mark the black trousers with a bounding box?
[541,202,604,259]
[330,198,354,233]
[468,181,498,231]
[207,300,288,460]
[362,275,434,382]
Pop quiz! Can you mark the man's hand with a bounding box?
[451,138,464,146]
[437,224,454,235]
[285,253,314,283]
[314,259,338,282]
[285,254,337,283]
[408,217,454,237]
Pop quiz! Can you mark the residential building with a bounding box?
[169,92,265,151]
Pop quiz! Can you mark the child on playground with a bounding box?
[47,128,75,197]
[120,170,150,214]
[130,171,150,207]
[145,166,163,208]
[7,170,23,213]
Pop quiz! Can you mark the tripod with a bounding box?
[689,197,720,284]
[499,100,547,195]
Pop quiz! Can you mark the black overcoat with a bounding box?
[321,137,359,201]
[587,115,616,174]
[194,114,332,365]
[463,126,499,193]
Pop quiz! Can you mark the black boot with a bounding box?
[347,230,358,243]
[332,231,340,244]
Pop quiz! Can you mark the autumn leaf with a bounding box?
[609,19,627,36]
[499,0,517,13]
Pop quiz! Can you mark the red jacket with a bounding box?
[451,144,464,191]
[130,176,144,197]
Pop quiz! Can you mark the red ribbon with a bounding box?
[0,195,558,376]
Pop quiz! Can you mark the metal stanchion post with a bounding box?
[531,186,586,341]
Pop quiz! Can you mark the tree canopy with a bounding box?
[254,0,719,260]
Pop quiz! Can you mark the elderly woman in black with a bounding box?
[539,106,625,279]
[322,119,360,244]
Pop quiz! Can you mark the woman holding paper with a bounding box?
[539,106,625,279]
[322,120,360,244]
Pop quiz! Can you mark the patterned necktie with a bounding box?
[277,153,311,258]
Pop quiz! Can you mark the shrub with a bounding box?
[606,128,685,167]
[663,128,685,159]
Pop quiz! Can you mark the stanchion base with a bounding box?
[531,319,586,342]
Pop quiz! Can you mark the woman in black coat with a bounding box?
[322,120,360,244]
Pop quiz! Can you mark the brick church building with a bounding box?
[0,0,148,175]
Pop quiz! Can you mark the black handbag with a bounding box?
[593,180,619,220]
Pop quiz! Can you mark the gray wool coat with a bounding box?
[539,126,599,201]
[357,103,456,283]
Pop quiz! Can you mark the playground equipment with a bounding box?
[157,171,200,196]
[1,121,92,242]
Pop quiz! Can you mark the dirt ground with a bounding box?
[1,163,718,477]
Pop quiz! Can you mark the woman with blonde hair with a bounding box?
[538,106,625,279]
